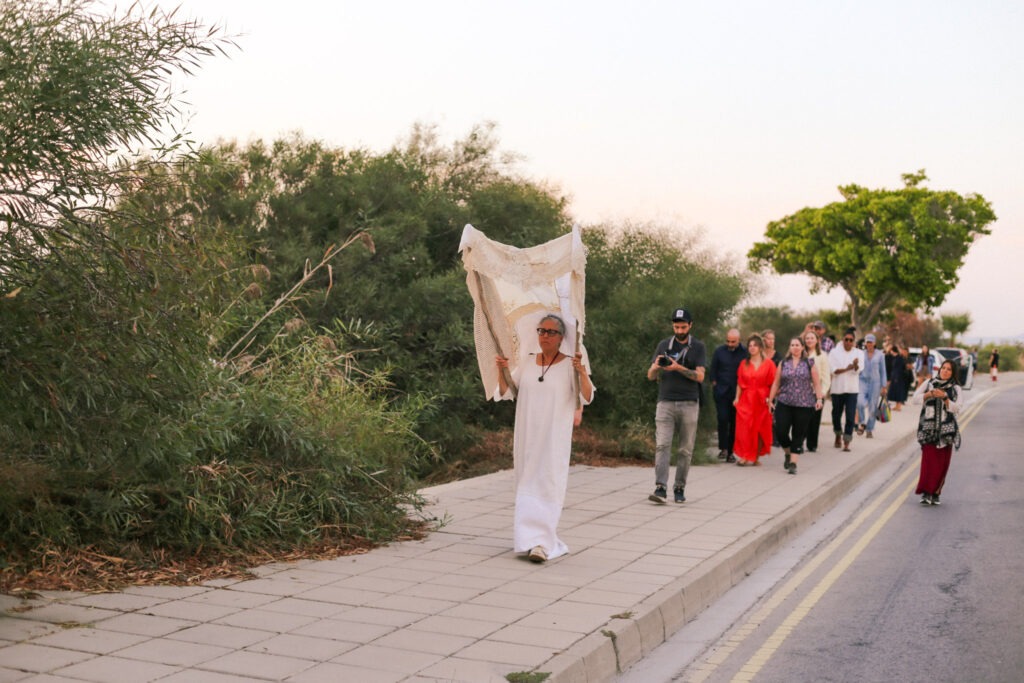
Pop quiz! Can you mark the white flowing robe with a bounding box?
[499,356,594,559]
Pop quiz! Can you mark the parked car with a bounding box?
[935,346,975,389]
[907,347,944,388]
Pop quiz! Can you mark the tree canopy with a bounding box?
[0,0,232,287]
[583,224,751,427]
[736,305,806,345]
[747,171,996,332]
[940,312,972,346]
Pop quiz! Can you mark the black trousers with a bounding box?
[774,401,813,454]
[804,406,824,451]
[714,392,738,452]
[830,392,858,440]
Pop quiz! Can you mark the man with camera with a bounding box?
[647,308,707,504]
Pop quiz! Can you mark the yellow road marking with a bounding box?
[729,472,914,682]
[686,390,995,683]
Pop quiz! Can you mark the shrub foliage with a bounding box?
[1,1,753,570]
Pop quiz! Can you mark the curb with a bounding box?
[547,424,919,682]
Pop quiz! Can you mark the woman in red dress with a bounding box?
[733,334,776,466]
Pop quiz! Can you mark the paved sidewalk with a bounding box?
[1,377,1012,683]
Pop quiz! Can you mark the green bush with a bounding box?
[582,224,752,449]
[1,352,426,559]
[0,0,432,570]
[975,343,1021,373]
[0,155,430,563]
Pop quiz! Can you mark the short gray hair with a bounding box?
[539,314,566,335]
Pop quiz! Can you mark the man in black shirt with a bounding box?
[647,308,707,504]
[709,328,747,463]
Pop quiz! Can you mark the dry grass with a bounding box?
[1,526,426,595]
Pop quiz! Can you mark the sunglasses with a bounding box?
[536,328,562,337]
[843,337,855,342]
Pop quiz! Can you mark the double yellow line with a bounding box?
[687,388,1000,683]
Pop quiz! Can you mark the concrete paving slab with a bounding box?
[244,633,358,661]
[114,637,232,667]
[52,656,180,682]
[0,643,94,674]
[28,627,148,655]
[198,649,316,680]
[91,612,196,638]
[0,668,30,683]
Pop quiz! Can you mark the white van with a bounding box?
[935,347,975,389]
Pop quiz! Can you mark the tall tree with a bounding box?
[748,171,996,332]
[583,224,751,426]
[0,0,232,287]
[737,305,805,343]
[940,312,972,346]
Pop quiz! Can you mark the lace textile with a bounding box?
[459,224,588,400]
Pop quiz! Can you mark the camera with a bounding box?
[657,355,673,367]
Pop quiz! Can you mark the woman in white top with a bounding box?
[496,314,595,562]
[802,329,831,452]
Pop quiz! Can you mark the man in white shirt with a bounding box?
[828,330,864,452]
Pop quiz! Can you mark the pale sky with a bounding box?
[157,0,1023,340]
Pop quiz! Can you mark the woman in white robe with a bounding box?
[496,314,595,563]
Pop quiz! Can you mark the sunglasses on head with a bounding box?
[537,328,562,337]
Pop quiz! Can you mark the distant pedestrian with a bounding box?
[802,329,831,452]
[768,337,823,475]
[887,345,912,411]
[733,334,776,466]
[828,328,864,452]
[856,334,887,438]
[762,328,782,446]
[813,321,835,353]
[990,348,1000,382]
[710,328,747,463]
[915,344,935,383]
[647,308,706,504]
[761,329,782,366]
[912,360,962,506]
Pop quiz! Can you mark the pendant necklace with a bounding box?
[538,353,557,382]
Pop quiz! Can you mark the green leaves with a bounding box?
[749,172,995,331]
[1,0,234,290]
[583,224,751,426]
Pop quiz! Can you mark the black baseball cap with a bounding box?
[671,308,693,323]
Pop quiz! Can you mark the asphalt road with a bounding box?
[621,380,1024,683]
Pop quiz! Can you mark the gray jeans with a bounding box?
[654,400,699,488]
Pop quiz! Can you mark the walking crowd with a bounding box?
[496,304,976,563]
[644,308,968,508]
